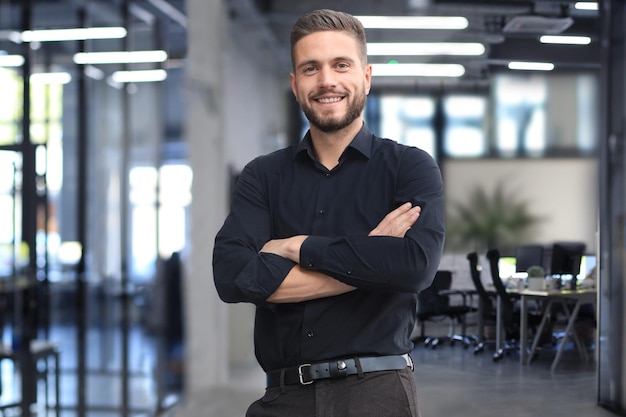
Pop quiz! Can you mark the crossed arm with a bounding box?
[260,202,421,303]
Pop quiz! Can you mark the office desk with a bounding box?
[518,288,597,372]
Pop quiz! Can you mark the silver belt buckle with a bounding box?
[403,354,414,371]
[298,364,313,385]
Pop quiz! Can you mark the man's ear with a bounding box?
[364,64,372,95]
[290,73,297,98]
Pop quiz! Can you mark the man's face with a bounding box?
[290,31,372,133]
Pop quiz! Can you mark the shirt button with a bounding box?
[347,269,353,275]
[319,209,326,215]
[308,259,315,268]
[307,330,314,338]
[325,173,331,178]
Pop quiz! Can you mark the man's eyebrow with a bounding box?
[296,56,357,70]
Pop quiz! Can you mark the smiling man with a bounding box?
[213,9,445,417]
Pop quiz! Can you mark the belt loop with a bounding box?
[353,357,364,379]
[279,368,287,393]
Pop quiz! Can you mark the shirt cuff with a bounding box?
[300,235,333,271]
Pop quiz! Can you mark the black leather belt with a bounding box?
[266,354,413,388]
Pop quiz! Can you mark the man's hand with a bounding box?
[369,202,420,237]
[260,235,307,263]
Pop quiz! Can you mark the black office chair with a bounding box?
[466,252,498,355]
[416,270,475,349]
[486,248,543,361]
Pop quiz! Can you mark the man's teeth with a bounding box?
[318,97,342,104]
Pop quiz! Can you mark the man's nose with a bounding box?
[318,66,337,88]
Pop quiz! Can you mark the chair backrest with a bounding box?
[466,252,494,318]
[417,270,453,315]
[486,248,515,320]
[515,244,545,273]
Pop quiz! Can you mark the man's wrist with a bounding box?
[289,235,308,263]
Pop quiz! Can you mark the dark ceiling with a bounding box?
[229,0,602,84]
[4,0,602,85]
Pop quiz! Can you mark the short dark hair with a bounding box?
[289,9,367,69]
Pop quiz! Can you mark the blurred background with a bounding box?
[0,0,625,416]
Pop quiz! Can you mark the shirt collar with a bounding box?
[294,123,373,161]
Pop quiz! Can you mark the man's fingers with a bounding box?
[370,203,421,237]
[384,202,413,221]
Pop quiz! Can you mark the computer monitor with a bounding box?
[549,242,586,289]
[515,244,545,273]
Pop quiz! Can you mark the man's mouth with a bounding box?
[316,96,344,104]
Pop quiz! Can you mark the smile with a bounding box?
[316,97,343,104]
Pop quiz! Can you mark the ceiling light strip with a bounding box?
[30,72,72,84]
[0,55,25,67]
[574,2,598,11]
[356,16,468,30]
[74,50,168,64]
[372,63,465,77]
[539,35,591,45]
[368,42,485,56]
[111,69,167,83]
[508,61,554,71]
[22,27,127,42]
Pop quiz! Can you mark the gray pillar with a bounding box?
[184,0,229,397]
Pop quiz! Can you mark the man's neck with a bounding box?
[309,120,363,170]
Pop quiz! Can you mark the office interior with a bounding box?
[0,0,625,416]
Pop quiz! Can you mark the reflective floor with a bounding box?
[0,317,618,417]
[176,332,619,417]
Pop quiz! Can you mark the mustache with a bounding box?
[310,88,347,99]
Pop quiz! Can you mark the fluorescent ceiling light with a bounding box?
[30,72,72,84]
[372,63,465,77]
[540,35,591,45]
[575,2,598,11]
[368,42,485,56]
[508,61,554,71]
[0,54,25,67]
[356,16,468,30]
[21,27,127,42]
[111,69,167,83]
[74,50,168,64]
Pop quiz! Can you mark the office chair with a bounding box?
[466,252,498,355]
[486,248,543,361]
[0,340,60,417]
[416,270,475,349]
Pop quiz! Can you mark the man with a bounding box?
[213,9,445,417]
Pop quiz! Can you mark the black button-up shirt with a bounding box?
[213,124,445,372]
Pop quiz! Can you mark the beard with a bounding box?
[300,84,367,133]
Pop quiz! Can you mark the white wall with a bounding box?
[443,158,598,251]
[220,20,292,367]
[441,157,599,289]
[223,29,291,172]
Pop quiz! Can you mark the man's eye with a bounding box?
[303,66,316,73]
[336,63,349,69]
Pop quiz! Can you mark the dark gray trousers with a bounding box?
[246,368,421,417]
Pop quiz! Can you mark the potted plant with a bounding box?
[445,183,543,254]
[526,265,545,291]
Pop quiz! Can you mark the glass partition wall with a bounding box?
[0,0,186,415]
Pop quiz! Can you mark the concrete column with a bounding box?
[183,0,228,398]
